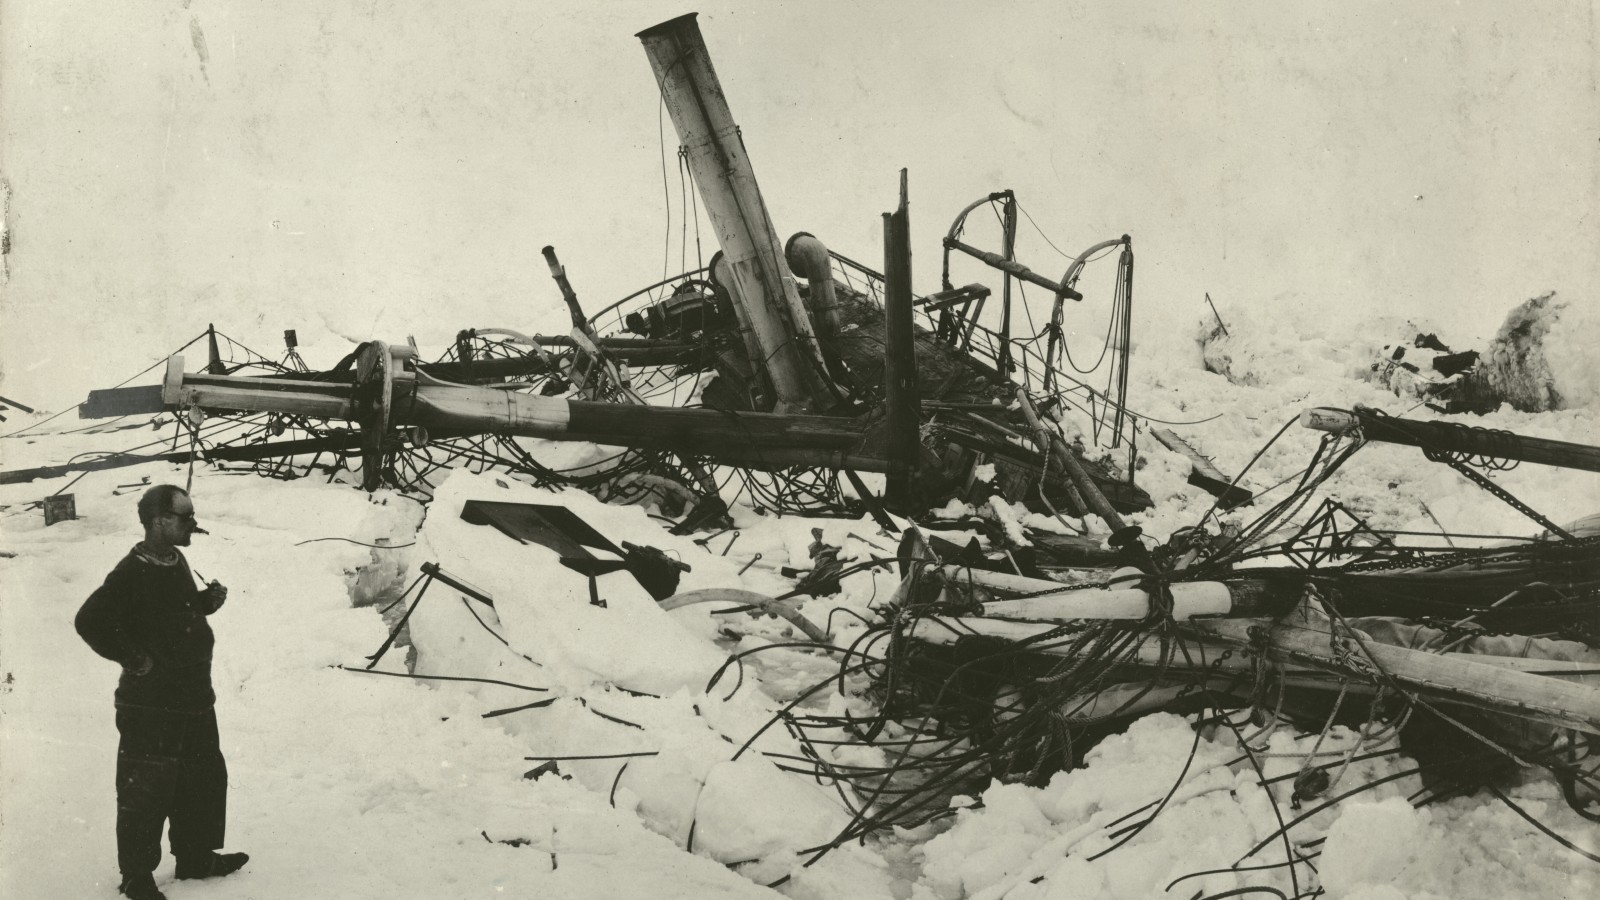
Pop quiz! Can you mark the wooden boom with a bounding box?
[1302,406,1600,473]
[66,352,886,477]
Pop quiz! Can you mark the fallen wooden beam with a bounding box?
[905,613,1600,735]
[80,385,166,418]
[1196,615,1600,735]
[1151,427,1252,510]
[75,354,887,475]
[1302,406,1600,473]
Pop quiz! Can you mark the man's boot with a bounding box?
[118,872,167,900]
[174,850,250,880]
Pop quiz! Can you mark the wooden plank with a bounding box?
[0,394,36,414]
[918,283,990,313]
[79,385,165,419]
[1151,427,1253,509]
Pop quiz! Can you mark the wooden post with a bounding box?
[883,169,923,516]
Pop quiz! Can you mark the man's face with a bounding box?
[155,494,198,547]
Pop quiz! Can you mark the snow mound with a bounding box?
[1457,292,1600,412]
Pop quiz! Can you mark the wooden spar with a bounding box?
[1302,406,1600,473]
[1197,616,1600,735]
[66,354,884,474]
[1014,386,1127,530]
[637,13,833,412]
[906,617,1600,679]
[936,563,1106,588]
[883,169,923,515]
[81,385,167,418]
[904,614,1600,736]
[162,361,354,420]
[70,336,698,400]
[915,614,1600,685]
[909,553,1279,619]
[0,432,365,485]
[974,573,1284,620]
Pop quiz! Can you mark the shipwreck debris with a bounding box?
[2,10,1597,894]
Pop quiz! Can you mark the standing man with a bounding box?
[76,485,248,900]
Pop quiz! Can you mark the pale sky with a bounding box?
[2,0,1596,411]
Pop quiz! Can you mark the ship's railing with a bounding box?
[582,267,715,404]
[826,250,1137,452]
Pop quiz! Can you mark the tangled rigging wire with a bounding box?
[670,420,1600,883]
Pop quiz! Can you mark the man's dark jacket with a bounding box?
[76,547,223,712]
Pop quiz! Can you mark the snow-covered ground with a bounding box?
[3,302,1598,899]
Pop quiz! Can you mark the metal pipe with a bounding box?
[944,238,1082,302]
[783,232,842,341]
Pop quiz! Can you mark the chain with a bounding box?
[1432,455,1574,540]
[1340,533,1600,573]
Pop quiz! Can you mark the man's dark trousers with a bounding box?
[115,706,227,876]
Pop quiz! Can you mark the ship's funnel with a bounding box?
[637,14,835,412]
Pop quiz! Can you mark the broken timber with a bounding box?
[1151,427,1253,509]
[37,11,1157,533]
